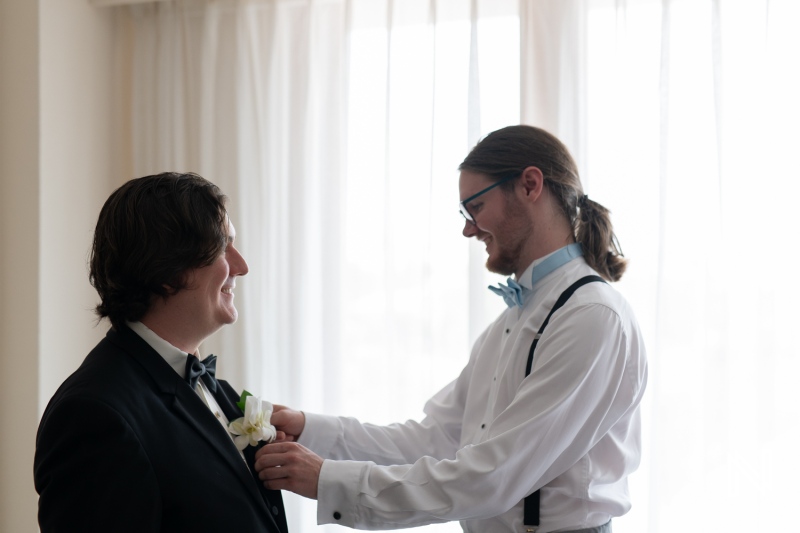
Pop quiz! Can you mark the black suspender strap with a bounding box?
[523,275,607,528]
[525,275,606,377]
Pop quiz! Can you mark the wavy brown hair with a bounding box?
[459,125,627,281]
[89,172,229,329]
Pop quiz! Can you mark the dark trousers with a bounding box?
[560,520,612,533]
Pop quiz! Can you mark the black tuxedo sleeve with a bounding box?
[35,395,161,532]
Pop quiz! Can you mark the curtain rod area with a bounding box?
[91,0,170,7]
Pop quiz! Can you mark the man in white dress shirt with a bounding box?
[254,126,648,532]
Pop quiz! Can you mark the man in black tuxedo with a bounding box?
[34,172,287,532]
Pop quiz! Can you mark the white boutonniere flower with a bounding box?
[228,391,277,450]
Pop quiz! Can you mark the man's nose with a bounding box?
[232,248,249,276]
[462,219,477,238]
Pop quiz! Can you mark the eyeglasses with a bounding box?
[459,173,519,225]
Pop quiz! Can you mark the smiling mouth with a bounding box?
[221,287,234,295]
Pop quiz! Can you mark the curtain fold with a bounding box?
[520,0,587,167]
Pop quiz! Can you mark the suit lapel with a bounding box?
[105,327,279,529]
[214,381,288,533]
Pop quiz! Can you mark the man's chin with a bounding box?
[219,307,239,325]
[485,255,515,277]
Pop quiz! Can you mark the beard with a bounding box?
[484,196,533,276]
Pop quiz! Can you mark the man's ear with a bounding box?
[519,166,545,202]
[164,270,192,295]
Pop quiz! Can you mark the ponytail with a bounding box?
[575,195,627,282]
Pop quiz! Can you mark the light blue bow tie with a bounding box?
[487,244,585,308]
[488,278,527,308]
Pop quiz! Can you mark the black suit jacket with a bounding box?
[34,326,288,533]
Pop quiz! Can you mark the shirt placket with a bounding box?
[480,307,523,442]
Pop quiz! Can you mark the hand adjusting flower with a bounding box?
[228,393,278,450]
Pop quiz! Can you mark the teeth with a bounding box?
[222,288,233,294]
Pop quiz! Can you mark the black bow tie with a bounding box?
[185,354,218,393]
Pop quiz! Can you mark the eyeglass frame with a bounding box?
[459,172,520,225]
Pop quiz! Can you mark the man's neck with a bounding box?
[139,316,201,355]
[514,188,576,278]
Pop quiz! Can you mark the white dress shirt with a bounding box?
[126,321,239,448]
[300,254,648,532]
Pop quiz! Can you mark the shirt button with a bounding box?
[272,506,279,515]
[505,328,510,333]
[481,423,486,429]
[333,511,342,520]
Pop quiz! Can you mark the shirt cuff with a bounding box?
[298,411,341,457]
[316,459,369,527]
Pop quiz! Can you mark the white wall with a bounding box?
[0,0,41,530]
[39,0,129,400]
[0,1,131,530]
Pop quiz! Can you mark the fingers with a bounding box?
[269,409,291,427]
[255,441,292,462]
[269,406,306,439]
[254,442,323,500]
[255,441,302,463]
[272,431,296,443]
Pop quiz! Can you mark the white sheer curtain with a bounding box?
[126,0,800,531]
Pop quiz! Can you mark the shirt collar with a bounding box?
[517,242,584,290]
[127,321,191,379]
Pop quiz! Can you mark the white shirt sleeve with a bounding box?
[299,346,477,465]
[312,302,646,529]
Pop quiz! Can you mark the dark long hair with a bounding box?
[89,172,229,329]
[459,125,627,281]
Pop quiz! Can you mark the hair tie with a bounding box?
[579,194,589,208]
